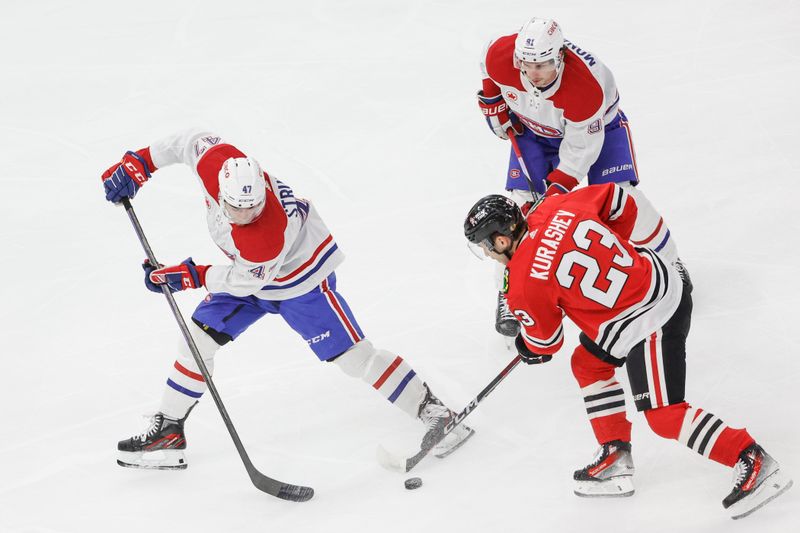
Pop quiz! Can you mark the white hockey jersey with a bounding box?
[148,128,343,300]
[481,34,621,182]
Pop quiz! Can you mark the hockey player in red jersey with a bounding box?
[101,128,473,471]
[477,17,682,338]
[463,186,791,519]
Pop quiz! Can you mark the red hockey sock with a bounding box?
[572,345,632,444]
[645,402,755,467]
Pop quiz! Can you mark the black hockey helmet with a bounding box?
[464,194,525,253]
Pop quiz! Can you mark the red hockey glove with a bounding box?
[477,90,524,140]
[544,169,580,197]
[149,258,209,292]
[515,334,553,365]
[101,148,156,203]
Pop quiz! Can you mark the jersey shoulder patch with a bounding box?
[484,34,525,91]
[230,189,288,264]
[548,50,604,123]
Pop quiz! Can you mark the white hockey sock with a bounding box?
[333,340,427,418]
[159,322,220,420]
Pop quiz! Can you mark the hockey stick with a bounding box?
[120,198,314,502]
[508,129,542,202]
[377,354,522,473]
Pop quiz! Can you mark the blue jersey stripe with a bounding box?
[261,244,339,290]
[654,230,671,252]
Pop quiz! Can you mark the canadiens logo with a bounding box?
[510,169,521,178]
[505,91,518,102]
[518,116,563,137]
[587,119,602,134]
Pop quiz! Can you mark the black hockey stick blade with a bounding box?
[251,471,315,502]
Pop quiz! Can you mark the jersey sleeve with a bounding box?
[555,111,605,183]
[480,39,503,98]
[204,251,284,297]
[515,289,565,356]
[147,128,226,171]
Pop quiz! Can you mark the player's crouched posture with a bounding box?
[101,128,473,470]
[463,187,791,519]
[478,17,683,339]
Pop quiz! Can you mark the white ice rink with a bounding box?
[1,1,798,531]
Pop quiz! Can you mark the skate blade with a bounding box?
[434,427,476,459]
[729,470,793,520]
[574,476,635,498]
[117,449,187,470]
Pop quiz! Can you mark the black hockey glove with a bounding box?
[515,334,553,365]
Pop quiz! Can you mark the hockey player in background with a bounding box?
[101,128,473,470]
[463,187,791,519]
[477,17,681,339]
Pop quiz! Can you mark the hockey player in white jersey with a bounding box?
[101,128,473,470]
[477,17,685,337]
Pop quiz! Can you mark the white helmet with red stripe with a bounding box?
[514,18,564,69]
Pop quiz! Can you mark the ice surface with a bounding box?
[1,1,798,532]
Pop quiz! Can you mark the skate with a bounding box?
[573,440,635,497]
[722,443,793,520]
[418,386,475,459]
[496,291,520,337]
[117,412,188,470]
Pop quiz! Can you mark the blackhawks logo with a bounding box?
[502,268,510,294]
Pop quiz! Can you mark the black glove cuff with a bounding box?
[515,334,552,364]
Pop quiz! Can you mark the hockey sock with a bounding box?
[572,345,632,443]
[332,340,426,418]
[159,322,221,419]
[644,402,755,467]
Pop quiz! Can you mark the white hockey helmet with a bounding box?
[218,156,267,225]
[514,18,564,67]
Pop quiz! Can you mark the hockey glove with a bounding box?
[544,169,580,197]
[141,259,167,293]
[477,90,523,140]
[147,258,209,293]
[101,149,156,203]
[515,334,553,365]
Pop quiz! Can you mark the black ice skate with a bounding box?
[495,292,520,337]
[117,412,188,470]
[417,386,475,458]
[722,443,793,520]
[573,440,635,497]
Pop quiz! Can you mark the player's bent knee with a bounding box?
[331,339,376,378]
[643,402,689,440]
[178,320,225,363]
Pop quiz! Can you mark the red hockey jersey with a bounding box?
[505,184,682,358]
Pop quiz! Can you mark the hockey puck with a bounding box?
[404,477,423,490]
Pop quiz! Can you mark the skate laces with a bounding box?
[135,413,164,442]
[588,444,608,467]
[419,403,451,430]
[731,453,754,489]
[497,294,514,319]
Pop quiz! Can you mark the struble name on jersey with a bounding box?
[530,210,576,280]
